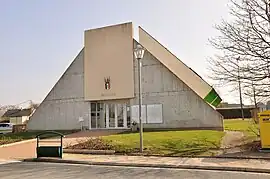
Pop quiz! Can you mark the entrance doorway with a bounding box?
[89,102,128,129]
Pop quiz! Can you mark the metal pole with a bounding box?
[252,82,257,109]
[138,58,143,153]
[237,57,245,120]
[238,80,245,120]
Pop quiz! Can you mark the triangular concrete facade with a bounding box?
[27,39,223,130]
[27,49,91,130]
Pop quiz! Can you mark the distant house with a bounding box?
[216,102,267,119]
[0,110,6,122]
[216,106,255,119]
[258,102,267,111]
[1,108,33,125]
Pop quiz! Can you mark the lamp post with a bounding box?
[134,44,145,153]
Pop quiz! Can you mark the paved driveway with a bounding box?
[0,130,126,160]
[1,162,270,179]
[0,140,37,160]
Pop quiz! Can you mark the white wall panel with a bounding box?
[147,104,163,124]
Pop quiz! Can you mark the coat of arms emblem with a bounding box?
[104,77,111,90]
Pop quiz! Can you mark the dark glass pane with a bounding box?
[91,113,96,117]
[91,103,96,111]
[97,103,101,111]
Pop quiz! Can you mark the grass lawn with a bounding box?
[101,130,225,156]
[0,130,77,145]
[69,119,260,156]
[223,119,260,138]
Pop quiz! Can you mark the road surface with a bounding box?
[0,162,270,179]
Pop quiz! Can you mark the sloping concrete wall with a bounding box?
[138,27,221,107]
[27,49,90,130]
[131,41,223,130]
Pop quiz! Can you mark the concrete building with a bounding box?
[27,22,223,131]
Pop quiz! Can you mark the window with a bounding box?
[91,102,101,112]
[91,103,96,111]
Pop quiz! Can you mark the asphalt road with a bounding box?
[0,162,270,179]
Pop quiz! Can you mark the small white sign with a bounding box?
[78,117,84,122]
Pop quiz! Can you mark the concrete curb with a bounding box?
[0,139,36,148]
[61,150,270,161]
[23,158,270,174]
[203,155,270,160]
[124,154,270,161]
[63,149,115,155]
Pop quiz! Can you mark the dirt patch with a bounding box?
[219,131,264,157]
[219,131,246,155]
[221,131,245,149]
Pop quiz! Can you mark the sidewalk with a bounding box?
[0,130,123,160]
[24,153,270,173]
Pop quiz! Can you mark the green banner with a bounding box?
[204,88,222,107]
[211,96,222,107]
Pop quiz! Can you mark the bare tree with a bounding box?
[208,0,270,102]
[29,102,39,109]
[0,105,18,110]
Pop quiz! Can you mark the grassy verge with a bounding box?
[70,130,225,156]
[0,137,21,145]
[0,130,77,145]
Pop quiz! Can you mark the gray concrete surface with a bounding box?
[27,39,222,131]
[0,162,270,179]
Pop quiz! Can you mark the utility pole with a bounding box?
[237,57,245,120]
[252,82,257,109]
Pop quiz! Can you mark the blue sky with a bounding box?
[0,0,236,106]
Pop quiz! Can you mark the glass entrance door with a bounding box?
[90,102,128,129]
[90,102,98,129]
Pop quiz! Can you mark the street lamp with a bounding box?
[134,44,145,153]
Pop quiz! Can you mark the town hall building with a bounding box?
[27,22,223,131]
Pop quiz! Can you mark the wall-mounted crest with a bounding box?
[104,77,111,90]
